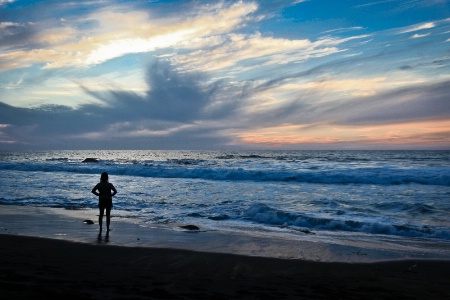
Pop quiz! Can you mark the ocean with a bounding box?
[1,150,449,255]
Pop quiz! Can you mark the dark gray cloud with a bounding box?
[322,79,450,125]
[80,61,235,122]
[0,22,38,51]
[0,61,239,149]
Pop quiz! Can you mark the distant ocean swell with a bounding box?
[245,203,450,239]
[0,160,448,186]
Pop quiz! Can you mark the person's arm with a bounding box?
[91,184,100,196]
[110,184,117,197]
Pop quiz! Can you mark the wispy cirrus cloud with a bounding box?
[411,33,431,38]
[170,33,353,73]
[398,22,435,34]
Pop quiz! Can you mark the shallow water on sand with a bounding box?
[1,205,450,262]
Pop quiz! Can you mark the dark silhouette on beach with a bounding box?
[91,172,117,240]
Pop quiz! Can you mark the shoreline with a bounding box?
[1,204,450,262]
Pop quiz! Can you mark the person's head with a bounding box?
[100,172,109,182]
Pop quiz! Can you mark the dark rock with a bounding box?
[82,158,99,163]
[179,225,200,230]
[83,220,95,224]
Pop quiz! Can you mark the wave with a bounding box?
[373,202,437,215]
[0,160,449,186]
[245,203,450,239]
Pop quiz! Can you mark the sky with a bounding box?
[0,0,449,150]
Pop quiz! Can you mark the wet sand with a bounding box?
[1,205,450,299]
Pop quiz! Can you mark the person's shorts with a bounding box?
[99,198,113,210]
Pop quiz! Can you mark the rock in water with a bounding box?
[179,225,200,230]
[83,220,95,224]
[82,158,99,163]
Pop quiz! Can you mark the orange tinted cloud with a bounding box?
[235,120,450,148]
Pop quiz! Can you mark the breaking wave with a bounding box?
[0,159,448,186]
[245,203,450,239]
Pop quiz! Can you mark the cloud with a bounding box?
[398,22,435,34]
[0,21,37,50]
[292,0,308,4]
[322,27,366,35]
[0,1,259,71]
[79,61,230,122]
[170,32,362,73]
[171,26,372,76]
[0,1,367,73]
[0,0,15,5]
[411,33,430,38]
[224,76,450,144]
[1,64,449,150]
[1,0,449,150]
[0,61,238,149]
[313,79,450,126]
[233,119,450,149]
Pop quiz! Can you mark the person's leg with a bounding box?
[98,207,104,235]
[106,207,111,232]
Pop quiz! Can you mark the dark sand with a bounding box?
[1,234,450,299]
[1,205,450,299]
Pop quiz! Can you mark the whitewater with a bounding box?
[1,150,449,257]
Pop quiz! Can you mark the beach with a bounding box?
[2,234,450,299]
[1,205,450,299]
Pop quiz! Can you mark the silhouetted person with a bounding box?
[92,172,117,239]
